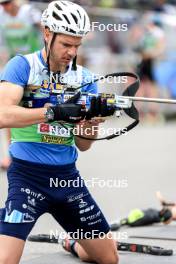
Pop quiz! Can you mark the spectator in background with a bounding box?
[131,18,166,120]
[137,20,165,82]
[0,0,42,170]
[72,0,93,7]
[99,0,116,8]
[0,0,42,58]
[153,0,176,14]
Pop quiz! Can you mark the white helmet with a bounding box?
[41,0,90,37]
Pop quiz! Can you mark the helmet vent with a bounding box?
[63,26,75,34]
[77,10,81,19]
[55,3,63,11]
[53,11,62,21]
[83,14,86,28]
[71,13,78,24]
[63,14,71,24]
[66,27,76,34]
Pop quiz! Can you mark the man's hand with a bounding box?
[50,104,85,123]
[74,118,105,151]
[48,92,86,123]
[86,96,115,119]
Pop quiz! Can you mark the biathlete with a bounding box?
[0,1,118,263]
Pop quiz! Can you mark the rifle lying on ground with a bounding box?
[27,233,173,256]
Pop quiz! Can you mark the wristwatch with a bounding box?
[44,107,55,122]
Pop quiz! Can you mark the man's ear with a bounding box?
[43,27,51,43]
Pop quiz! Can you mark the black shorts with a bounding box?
[0,158,110,241]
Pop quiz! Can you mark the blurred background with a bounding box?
[0,3,176,262]
[0,0,176,204]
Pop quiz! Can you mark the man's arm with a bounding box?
[0,82,47,128]
[74,120,103,151]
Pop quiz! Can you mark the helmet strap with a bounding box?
[45,32,56,78]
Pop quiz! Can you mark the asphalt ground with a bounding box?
[0,121,176,263]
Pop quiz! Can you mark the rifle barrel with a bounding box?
[123,96,176,104]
